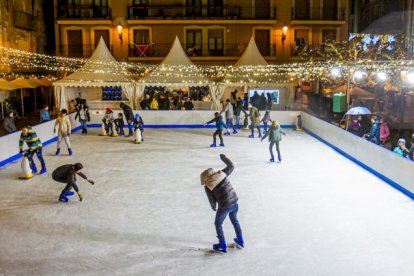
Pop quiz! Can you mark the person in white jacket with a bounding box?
[54,109,72,156]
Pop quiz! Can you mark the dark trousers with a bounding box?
[61,183,73,194]
[251,126,261,136]
[215,203,242,241]
[263,122,268,132]
[80,119,87,134]
[269,141,281,160]
[213,130,223,144]
[28,147,46,170]
[127,121,133,135]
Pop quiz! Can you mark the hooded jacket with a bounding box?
[261,125,286,142]
[201,155,238,210]
[52,164,88,192]
[393,138,409,157]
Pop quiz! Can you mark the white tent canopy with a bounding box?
[53,38,135,110]
[235,36,268,66]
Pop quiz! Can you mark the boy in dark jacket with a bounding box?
[200,154,243,253]
[205,112,227,147]
[52,163,94,202]
[115,113,125,136]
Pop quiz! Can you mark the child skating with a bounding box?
[200,154,244,253]
[133,113,144,144]
[54,109,72,156]
[116,113,125,136]
[220,99,237,135]
[260,110,272,134]
[247,105,261,138]
[52,163,94,202]
[205,112,227,147]
[261,121,286,162]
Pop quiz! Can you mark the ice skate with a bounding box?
[210,143,216,148]
[64,191,75,196]
[31,165,38,174]
[213,239,227,253]
[58,194,69,202]
[258,134,262,138]
[234,235,244,248]
[68,148,72,156]
[39,168,47,175]
[248,134,254,138]
[278,156,282,162]
[219,143,225,147]
[233,130,238,134]
[270,157,275,162]
[55,148,60,156]
[224,132,230,136]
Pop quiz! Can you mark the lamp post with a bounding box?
[117,23,123,44]
[281,26,288,46]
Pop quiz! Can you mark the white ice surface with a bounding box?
[1,129,414,276]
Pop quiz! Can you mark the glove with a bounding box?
[77,192,83,202]
[88,179,94,185]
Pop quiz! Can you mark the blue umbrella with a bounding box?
[345,106,371,115]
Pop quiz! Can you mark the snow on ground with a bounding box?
[1,128,414,276]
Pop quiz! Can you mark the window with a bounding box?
[134,29,149,45]
[322,29,337,43]
[186,29,202,56]
[133,0,148,5]
[208,29,223,56]
[294,29,309,56]
[67,30,83,57]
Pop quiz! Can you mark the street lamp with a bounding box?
[281,26,288,46]
[117,23,123,44]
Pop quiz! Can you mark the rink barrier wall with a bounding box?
[302,113,414,200]
[0,111,298,167]
[0,114,81,168]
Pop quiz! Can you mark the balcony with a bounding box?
[58,5,112,20]
[13,11,37,31]
[128,6,276,20]
[291,7,345,21]
[60,44,113,58]
[128,43,276,58]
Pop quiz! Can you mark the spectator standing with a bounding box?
[19,127,46,175]
[40,105,51,123]
[184,98,194,110]
[3,110,17,133]
[379,118,390,145]
[367,116,380,144]
[409,134,414,161]
[150,97,159,110]
[120,103,134,137]
[140,95,150,110]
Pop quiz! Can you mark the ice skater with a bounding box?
[260,110,272,134]
[133,113,144,144]
[200,154,243,253]
[116,112,125,136]
[52,163,94,202]
[75,102,90,134]
[247,104,261,138]
[261,121,286,162]
[120,103,134,136]
[205,112,227,147]
[54,109,72,156]
[19,126,47,175]
[220,99,237,135]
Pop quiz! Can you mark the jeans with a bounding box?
[28,147,46,170]
[269,141,281,160]
[80,119,87,133]
[235,116,240,128]
[226,118,235,132]
[215,203,242,240]
[127,120,133,135]
[263,122,268,133]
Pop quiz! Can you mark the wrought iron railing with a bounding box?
[291,7,345,21]
[58,5,112,19]
[128,6,276,20]
[59,44,113,58]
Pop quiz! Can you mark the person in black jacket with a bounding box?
[234,97,244,129]
[120,103,134,137]
[75,102,90,134]
[200,154,243,253]
[52,163,94,202]
[409,134,414,161]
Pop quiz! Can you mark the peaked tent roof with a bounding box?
[54,37,133,86]
[139,36,210,85]
[235,36,268,66]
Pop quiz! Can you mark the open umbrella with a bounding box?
[345,106,371,115]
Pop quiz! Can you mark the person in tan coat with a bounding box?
[54,109,72,156]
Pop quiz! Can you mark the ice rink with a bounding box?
[2,128,414,276]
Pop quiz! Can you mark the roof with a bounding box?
[235,36,268,66]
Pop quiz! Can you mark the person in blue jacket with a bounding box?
[205,112,227,147]
[19,126,47,175]
[366,116,380,144]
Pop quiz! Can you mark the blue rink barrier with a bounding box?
[303,128,414,200]
[87,124,296,129]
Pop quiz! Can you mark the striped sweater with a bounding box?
[19,128,42,151]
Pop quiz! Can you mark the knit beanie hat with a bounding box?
[106,108,112,114]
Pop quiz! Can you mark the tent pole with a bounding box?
[21,88,24,117]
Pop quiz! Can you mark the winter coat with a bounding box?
[120,103,134,122]
[261,112,271,124]
[3,116,16,133]
[409,145,414,161]
[54,115,72,134]
[19,127,42,151]
[150,99,159,110]
[75,107,90,122]
[207,116,227,131]
[393,139,409,158]
[184,101,194,110]
[369,121,380,144]
[133,116,144,131]
[221,103,234,119]
[202,155,238,209]
[261,125,286,142]
[249,107,260,126]
[52,164,87,192]
[380,123,390,143]
[40,109,51,122]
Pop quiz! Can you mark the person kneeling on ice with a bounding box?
[133,113,144,144]
[205,112,227,147]
[261,120,286,162]
[52,163,94,202]
[200,154,244,253]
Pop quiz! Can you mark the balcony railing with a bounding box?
[13,11,37,31]
[128,43,276,57]
[58,5,112,19]
[128,6,276,20]
[60,44,113,58]
[291,7,345,21]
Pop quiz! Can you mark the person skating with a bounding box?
[19,126,47,175]
[200,154,243,253]
[52,163,94,202]
[220,99,237,135]
[234,97,243,129]
[133,113,144,144]
[120,103,134,136]
[247,104,261,138]
[115,113,125,136]
[261,121,286,162]
[54,109,72,156]
[205,112,227,147]
[75,102,90,135]
[260,110,272,134]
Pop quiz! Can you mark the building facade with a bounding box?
[54,0,349,64]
